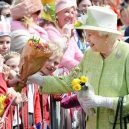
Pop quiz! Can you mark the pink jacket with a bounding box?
[45,24,83,72]
[11,20,48,41]
[11,20,49,53]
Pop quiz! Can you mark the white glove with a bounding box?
[62,23,74,40]
[80,95,113,109]
[77,88,113,115]
[27,72,43,86]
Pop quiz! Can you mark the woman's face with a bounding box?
[86,30,107,52]
[0,36,11,55]
[1,8,11,18]
[120,9,129,26]
[5,57,20,74]
[40,55,62,76]
[78,0,92,13]
[56,7,77,28]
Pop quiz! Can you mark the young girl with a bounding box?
[0,53,27,129]
[4,51,42,129]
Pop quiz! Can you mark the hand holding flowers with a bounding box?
[72,76,115,116]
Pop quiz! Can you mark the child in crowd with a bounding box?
[38,41,64,129]
[4,51,42,129]
[0,16,11,56]
[0,54,27,129]
[0,1,11,20]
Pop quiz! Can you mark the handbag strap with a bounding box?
[113,97,124,129]
[113,97,121,129]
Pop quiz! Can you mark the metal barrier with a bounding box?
[3,92,86,129]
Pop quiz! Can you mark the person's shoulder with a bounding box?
[118,40,129,47]
[118,40,129,54]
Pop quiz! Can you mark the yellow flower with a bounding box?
[80,76,88,83]
[72,84,81,91]
[71,78,81,85]
[0,95,6,103]
[74,21,82,27]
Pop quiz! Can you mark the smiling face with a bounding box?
[0,36,11,55]
[120,9,129,26]
[56,7,77,28]
[40,54,62,76]
[5,56,20,74]
[86,30,108,52]
[78,0,92,13]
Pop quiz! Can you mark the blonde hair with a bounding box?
[49,38,66,58]
[4,51,20,63]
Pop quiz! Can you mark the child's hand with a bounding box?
[14,93,28,104]
[0,117,4,129]
[8,88,28,104]
[8,77,24,87]
[2,64,10,80]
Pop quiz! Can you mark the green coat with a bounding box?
[39,41,129,129]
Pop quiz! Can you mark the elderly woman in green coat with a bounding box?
[28,6,129,129]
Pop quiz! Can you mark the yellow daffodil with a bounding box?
[71,76,89,91]
[71,78,81,85]
[72,84,81,91]
[74,21,82,27]
[80,76,88,83]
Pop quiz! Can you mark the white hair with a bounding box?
[98,31,118,44]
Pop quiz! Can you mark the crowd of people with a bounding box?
[0,0,129,129]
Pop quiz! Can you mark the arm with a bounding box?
[28,58,85,94]
[123,52,129,116]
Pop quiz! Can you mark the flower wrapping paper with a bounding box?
[19,38,52,82]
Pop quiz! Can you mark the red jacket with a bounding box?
[0,73,12,129]
[21,84,42,129]
[41,94,50,128]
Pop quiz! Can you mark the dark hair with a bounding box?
[1,0,12,5]
[77,0,84,6]
[120,0,129,9]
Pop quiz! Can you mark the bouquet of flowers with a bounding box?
[71,76,95,115]
[19,37,52,82]
[0,94,14,118]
